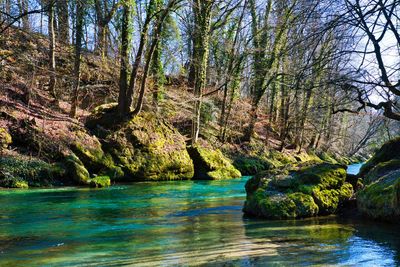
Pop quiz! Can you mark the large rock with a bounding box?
[187,146,241,180]
[243,163,353,219]
[357,170,400,220]
[357,137,400,221]
[87,105,194,181]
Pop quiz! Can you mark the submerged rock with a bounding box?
[357,137,400,221]
[187,146,241,180]
[243,163,353,219]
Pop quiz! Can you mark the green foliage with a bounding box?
[0,157,65,188]
[0,127,12,149]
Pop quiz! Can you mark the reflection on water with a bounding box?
[0,176,398,266]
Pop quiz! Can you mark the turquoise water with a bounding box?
[0,172,399,266]
[347,163,364,175]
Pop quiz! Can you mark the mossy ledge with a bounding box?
[243,163,353,219]
[357,137,400,221]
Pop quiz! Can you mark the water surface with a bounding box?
[0,171,399,266]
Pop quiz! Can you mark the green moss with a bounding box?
[364,159,400,184]
[312,188,340,214]
[63,154,90,185]
[360,137,400,178]
[0,127,12,149]
[317,152,339,164]
[89,176,111,188]
[104,112,194,181]
[71,132,124,180]
[357,170,400,220]
[296,163,347,190]
[233,156,271,175]
[259,193,297,219]
[188,146,241,180]
[243,163,352,219]
[288,192,319,217]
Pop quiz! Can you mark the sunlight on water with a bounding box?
[0,175,398,266]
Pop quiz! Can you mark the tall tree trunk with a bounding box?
[57,0,69,43]
[118,2,130,117]
[191,0,214,145]
[48,0,57,102]
[69,0,84,118]
[121,0,155,115]
[18,0,29,30]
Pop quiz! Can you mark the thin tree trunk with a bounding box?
[48,0,57,102]
[69,0,84,118]
[118,2,130,117]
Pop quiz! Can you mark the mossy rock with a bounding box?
[364,159,400,184]
[357,170,400,221]
[63,154,90,185]
[187,146,241,180]
[359,137,400,178]
[0,156,65,188]
[0,127,12,149]
[233,156,271,175]
[243,163,353,219]
[101,112,194,181]
[89,176,111,188]
[71,130,124,180]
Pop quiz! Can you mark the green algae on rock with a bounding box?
[243,163,353,219]
[187,146,241,180]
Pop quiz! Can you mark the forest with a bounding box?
[0,0,399,266]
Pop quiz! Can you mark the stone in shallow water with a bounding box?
[243,163,353,219]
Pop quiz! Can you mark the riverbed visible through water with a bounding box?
[0,164,399,266]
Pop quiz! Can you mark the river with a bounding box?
[0,164,399,266]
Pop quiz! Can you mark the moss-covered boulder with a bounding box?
[0,127,12,150]
[187,146,241,180]
[63,154,90,185]
[357,170,400,220]
[89,176,111,188]
[0,156,65,188]
[89,110,194,181]
[359,137,400,178]
[243,163,353,219]
[70,130,124,180]
[356,137,400,221]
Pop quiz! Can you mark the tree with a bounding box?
[70,0,85,118]
[56,0,70,43]
[48,0,57,101]
[191,0,214,144]
[95,0,119,57]
[343,0,400,121]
